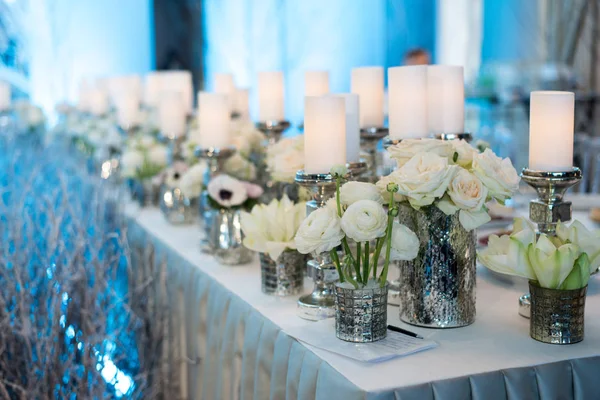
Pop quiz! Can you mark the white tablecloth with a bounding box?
[125,205,600,399]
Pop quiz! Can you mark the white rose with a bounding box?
[381,152,457,208]
[147,145,168,167]
[340,199,387,242]
[340,181,383,206]
[207,174,248,207]
[388,222,419,261]
[441,169,491,230]
[451,139,477,167]
[387,138,453,167]
[295,206,344,254]
[121,150,144,177]
[223,154,257,181]
[179,163,207,198]
[472,148,520,202]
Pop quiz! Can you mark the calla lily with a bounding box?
[559,253,591,290]
[528,235,581,289]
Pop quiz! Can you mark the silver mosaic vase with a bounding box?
[397,205,476,328]
[159,185,199,224]
[529,282,586,344]
[208,208,253,265]
[259,251,307,296]
[130,179,159,207]
[334,282,388,343]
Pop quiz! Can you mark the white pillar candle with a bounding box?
[234,88,250,119]
[116,95,141,128]
[197,92,231,148]
[427,65,465,135]
[158,92,187,138]
[336,94,360,162]
[162,70,194,115]
[88,88,109,116]
[305,70,329,97]
[214,73,236,112]
[0,81,11,111]
[304,96,346,174]
[258,71,284,122]
[144,72,163,108]
[388,66,428,139]
[351,66,384,128]
[529,91,574,171]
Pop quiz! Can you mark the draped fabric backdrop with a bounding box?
[203,0,436,124]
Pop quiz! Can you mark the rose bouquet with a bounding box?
[377,138,520,231]
[295,166,419,289]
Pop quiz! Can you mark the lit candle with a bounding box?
[158,92,187,138]
[234,88,250,119]
[88,88,109,116]
[336,94,360,162]
[0,81,11,111]
[388,66,428,139]
[258,71,285,122]
[304,96,346,174]
[116,95,141,129]
[351,66,384,128]
[144,72,162,108]
[197,92,231,148]
[427,65,465,135]
[305,70,329,97]
[214,73,236,112]
[529,91,574,171]
[162,70,194,115]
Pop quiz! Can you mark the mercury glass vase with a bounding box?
[529,282,587,344]
[397,205,476,328]
[208,208,253,265]
[159,185,199,224]
[335,282,388,343]
[259,251,307,296]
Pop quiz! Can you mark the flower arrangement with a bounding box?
[376,138,520,231]
[206,174,263,209]
[13,100,46,132]
[240,195,306,261]
[120,135,168,180]
[230,119,266,158]
[294,166,419,288]
[266,136,304,183]
[479,218,600,289]
[152,160,189,188]
[178,163,207,199]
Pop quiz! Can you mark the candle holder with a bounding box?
[195,146,237,253]
[161,133,186,164]
[518,167,582,318]
[360,127,388,181]
[118,124,141,138]
[295,170,344,320]
[382,136,402,150]
[256,120,291,145]
[433,132,473,143]
[346,159,368,180]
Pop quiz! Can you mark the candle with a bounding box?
[305,70,329,97]
[162,70,194,115]
[258,71,284,121]
[529,91,574,171]
[427,65,465,135]
[197,92,231,148]
[388,66,428,139]
[214,73,236,112]
[144,72,163,108]
[88,87,109,116]
[158,92,187,138]
[336,94,360,162]
[351,66,384,128]
[0,81,11,111]
[234,88,250,118]
[304,96,346,174]
[116,94,141,129]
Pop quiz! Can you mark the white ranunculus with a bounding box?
[266,136,304,183]
[381,152,457,208]
[148,144,168,167]
[340,199,387,242]
[451,139,478,167]
[340,181,383,206]
[207,174,248,207]
[387,138,453,167]
[472,148,520,202]
[295,206,344,255]
[528,235,581,289]
[388,222,419,261]
[223,153,257,181]
[375,174,406,202]
[179,163,207,199]
[120,150,144,178]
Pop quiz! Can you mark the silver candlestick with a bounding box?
[518,167,582,318]
[347,159,368,180]
[162,133,186,164]
[295,170,344,320]
[256,120,291,145]
[434,132,473,142]
[360,127,388,181]
[195,146,236,252]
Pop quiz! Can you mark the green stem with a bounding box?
[363,241,370,283]
[335,176,342,217]
[356,242,363,285]
[342,237,358,280]
[372,237,384,279]
[379,192,396,286]
[330,249,345,283]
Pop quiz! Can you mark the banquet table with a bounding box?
[125,204,600,400]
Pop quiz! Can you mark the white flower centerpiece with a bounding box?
[241,195,308,296]
[205,174,264,265]
[377,138,520,328]
[479,218,599,343]
[295,165,419,342]
[155,161,201,225]
[262,135,304,201]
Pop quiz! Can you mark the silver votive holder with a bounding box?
[529,281,587,344]
[518,167,582,318]
[360,127,388,181]
[159,185,199,224]
[335,282,388,342]
[256,120,291,145]
[260,251,307,296]
[295,170,343,320]
[208,208,253,265]
[195,146,236,253]
[433,132,473,143]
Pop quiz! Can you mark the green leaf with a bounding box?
[559,253,591,290]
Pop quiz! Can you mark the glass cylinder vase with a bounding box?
[208,208,253,265]
[397,204,476,328]
[159,185,198,224]
[334,282,388,343]
[529,281,586,344]
[259,251,307,296]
